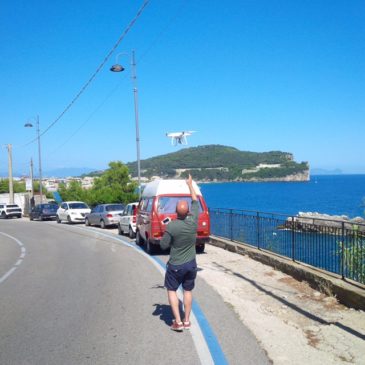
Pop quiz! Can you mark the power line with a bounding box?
[48,80,125,155]
[138,0,188,63]
[23,0,150,147]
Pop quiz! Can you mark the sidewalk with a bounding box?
[197,243,365,365]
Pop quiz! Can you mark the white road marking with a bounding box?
[0,232,27,285]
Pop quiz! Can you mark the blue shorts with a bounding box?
[164,259,197,291]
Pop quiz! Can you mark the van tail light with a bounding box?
[106,214,113,218]
[197,230,209,236]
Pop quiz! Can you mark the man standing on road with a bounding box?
[160,174,199,332]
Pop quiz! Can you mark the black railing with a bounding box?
[209,208,365,285]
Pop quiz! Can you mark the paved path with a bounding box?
[0,219,269,365]
[197,242,365,365]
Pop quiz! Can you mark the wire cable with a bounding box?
[138,0,188,63]
[48,80,125,155]
[23,0,150,147]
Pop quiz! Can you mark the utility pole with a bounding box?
[36,116,43,203]
[7,144,14,204]
[24,115,42,203]
[29,157,35,211]
[131,50,141,199]
[30,158,34,198]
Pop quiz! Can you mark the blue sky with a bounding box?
[1,0,364,176]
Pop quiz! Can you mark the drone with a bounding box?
[166,131,196,146]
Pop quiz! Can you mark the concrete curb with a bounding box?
[209,235,365,311]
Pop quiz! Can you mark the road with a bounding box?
[0,218,269,365]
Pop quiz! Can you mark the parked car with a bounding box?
[57,201,91,224]
[118,202,138,238]
[85,203,125,228]
[29,203,58,221]
[0,203,22,219]
[136,179,210,254]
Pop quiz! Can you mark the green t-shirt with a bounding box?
[160,200,199,265]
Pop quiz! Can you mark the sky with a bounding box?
[1,0,364,176]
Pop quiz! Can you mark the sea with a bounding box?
[199,174,365,219]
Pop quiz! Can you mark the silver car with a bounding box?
[85,203,125,229]
[118,202,138,238]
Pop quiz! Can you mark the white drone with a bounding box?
[166,130,196,146]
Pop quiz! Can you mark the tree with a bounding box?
[338,225,365,284]
[58,180,87,202]
[0,179,26,193]
[32,181,52,197]
[90,161,138,205]
[57,161,138,206]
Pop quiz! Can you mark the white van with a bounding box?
[136,179,210,254]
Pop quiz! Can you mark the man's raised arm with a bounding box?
[186,174,197,201]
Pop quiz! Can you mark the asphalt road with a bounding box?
[0,218,270,365]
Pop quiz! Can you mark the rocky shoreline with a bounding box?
[282,212,365,234]
[194,171,310,183]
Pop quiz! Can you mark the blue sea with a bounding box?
[199,175,365,219]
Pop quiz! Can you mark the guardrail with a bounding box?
[209,208,365,285]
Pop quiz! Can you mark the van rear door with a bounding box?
[155,195,210,242]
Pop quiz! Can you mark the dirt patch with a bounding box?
[338,354,355,364]
[304,329,321,348]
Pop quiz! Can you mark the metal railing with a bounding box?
[209,208,365,285]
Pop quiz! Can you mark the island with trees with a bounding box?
[126,145,309,182]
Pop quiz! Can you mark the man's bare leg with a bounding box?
[167,290,182,323]
[183,290,192,322]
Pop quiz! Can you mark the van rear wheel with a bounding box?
[146,239,156,255]
[136,231,143,246]
[129,226,136,239]
[196,244,205,254]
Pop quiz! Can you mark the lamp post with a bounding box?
[29,158,34,208]
[24,115,43,203]
[110,50,141,199]
[7,144,14,204]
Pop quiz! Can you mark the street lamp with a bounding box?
[110,50,141,199]
[24,115,43,203]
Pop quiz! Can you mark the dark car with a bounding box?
[30,203,59,221]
